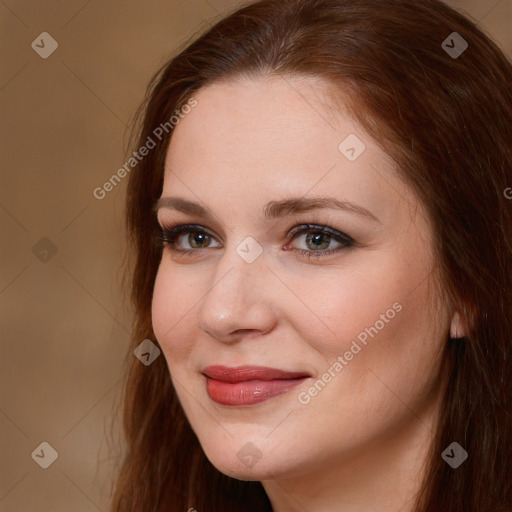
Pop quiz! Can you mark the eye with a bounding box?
[154,222,355,260]
[155,223,221,256]
[284,224,355,259]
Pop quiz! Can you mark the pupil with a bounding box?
[308,232,329,249]
[191,233,208,247]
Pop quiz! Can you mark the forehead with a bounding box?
[161,76,415,226]
[165,75,352,172]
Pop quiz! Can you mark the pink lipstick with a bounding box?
[203,365,310,406]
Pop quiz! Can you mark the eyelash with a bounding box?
[154,223,355,260]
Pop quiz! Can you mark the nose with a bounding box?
[197,242,277,343]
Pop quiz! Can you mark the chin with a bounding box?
[198,435,283,480]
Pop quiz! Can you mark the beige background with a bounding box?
[0,1,510,510]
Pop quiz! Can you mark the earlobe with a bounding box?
[449,310,467,339]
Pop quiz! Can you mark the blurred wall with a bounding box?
[1,0,510,510]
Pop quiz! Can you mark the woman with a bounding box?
[110,0,512,510]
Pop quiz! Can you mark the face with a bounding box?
[151,76,453,482]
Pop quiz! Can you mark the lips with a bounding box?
[202,365,310,406]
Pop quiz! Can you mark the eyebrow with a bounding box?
[154,196,380,223]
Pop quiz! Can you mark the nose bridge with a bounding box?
[197,239,274,339]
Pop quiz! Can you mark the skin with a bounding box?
[151,75,465,512]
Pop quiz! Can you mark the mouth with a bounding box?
[202,365,311,406]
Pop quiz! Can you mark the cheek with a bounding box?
[151,263,198,361]
[287,254,429,359]
[289,253,444,409]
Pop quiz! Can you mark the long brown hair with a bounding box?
[109,1,512,510]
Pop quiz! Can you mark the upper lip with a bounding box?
[202,365,311,383]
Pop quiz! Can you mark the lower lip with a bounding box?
[205,377,307,406]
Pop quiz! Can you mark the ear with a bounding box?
[449,310,467,339]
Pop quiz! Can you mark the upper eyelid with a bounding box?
[287,223,352,239]
[158,222,347,236]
